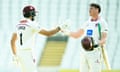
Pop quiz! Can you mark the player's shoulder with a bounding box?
[15,19,31,30]
[17,18,32,26]
[99,16,107,23]
[19,18,29,24]
[99,17,108,28]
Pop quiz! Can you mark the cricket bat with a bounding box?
[101,45,111,70]
[98,23,111,70]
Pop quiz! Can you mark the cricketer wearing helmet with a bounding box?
[10,5,65,72]
[62,3,108,72]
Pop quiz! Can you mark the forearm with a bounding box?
[39,27,60,36]
[11,41,17,55]
[11,33,17,55]
[69,29,84,38]
[99,32,107,45]
[69,32,81,38]
[47,27,61,36]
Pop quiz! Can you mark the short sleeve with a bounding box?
[34,25,41,33]
[100,19,108,33]
[31,22,42,33]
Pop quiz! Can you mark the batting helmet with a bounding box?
[23,5,36,18]
[81,36,94,51]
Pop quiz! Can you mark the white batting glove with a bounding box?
[57,20,72,36]
[61,30,70,36]
[59,23,71,36]
[59,23,69,31]
[58,20,71,30]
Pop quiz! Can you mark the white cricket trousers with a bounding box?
[80,47,101,72]
[17,49,36,72]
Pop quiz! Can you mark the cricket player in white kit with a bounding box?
[10,5,64,72]
[62,3,108,72]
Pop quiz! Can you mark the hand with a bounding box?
[61,30,70,36]
[59,23,69,31]
[58,20,71,31]
[99,40,105,46]
[12,55,19,65]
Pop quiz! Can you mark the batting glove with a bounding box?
[59,19,71,30]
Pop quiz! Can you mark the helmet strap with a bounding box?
[31,16,35,21]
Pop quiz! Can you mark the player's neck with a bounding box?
[28,16,34,21]
[91,15,99,21]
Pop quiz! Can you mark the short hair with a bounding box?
[90,3,101,13]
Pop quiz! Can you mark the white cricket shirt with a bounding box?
[81,16,108,45]
[16,18,41,49]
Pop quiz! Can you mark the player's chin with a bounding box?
[89,13,92,16]
[89,12,94,16]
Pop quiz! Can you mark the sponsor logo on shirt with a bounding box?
[87,29,93,37]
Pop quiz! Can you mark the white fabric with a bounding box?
[80,47,101,72]
[16,18,41,49]
[14,18,40,72]
[17,49,36,72]
[79,16,108,72]
[80,16,108,45]
[59,23,70,31]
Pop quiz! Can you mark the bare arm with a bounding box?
[11,33,17,55]
[69,29,84,38]
[99,32,107,45]
[39,27,60,36]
